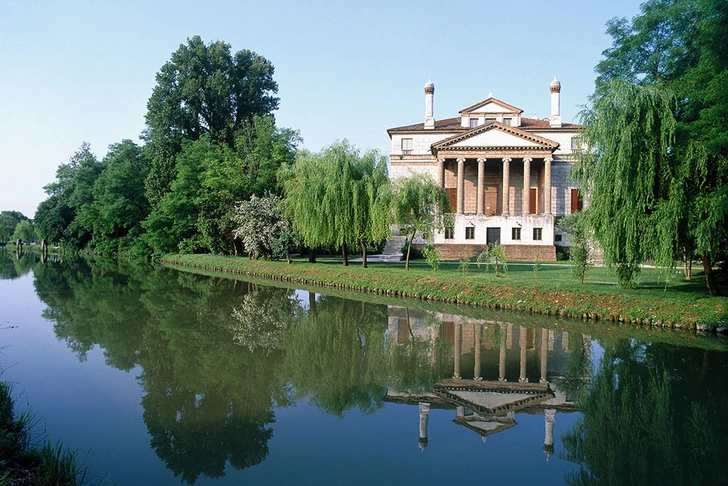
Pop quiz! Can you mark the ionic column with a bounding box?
[543,409,556,461]
[474,324,482,381]
[419,402,430,452]
[523,157,532,215]
[499,323,507,382]
[453,323,462,379]
[540,328,548,383]
[502,158,511,216]
[519,326,528,383]
[456,158,465,215]
[544,158,552,215]
[476,158,486,215]
[437,158,445,188]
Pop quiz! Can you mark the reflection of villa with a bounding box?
[386,307,590,460]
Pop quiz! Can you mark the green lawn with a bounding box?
[162,253,727,329]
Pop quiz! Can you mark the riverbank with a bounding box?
[161,254,728,331]
[0,380,87,485]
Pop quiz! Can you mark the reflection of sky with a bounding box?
[0,272,592,484]
[591,339,605,370]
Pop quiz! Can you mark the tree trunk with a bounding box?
[308,248,316,263]
[702,254,722,296]
[342,246,348,266]
[360,240,368,268]
[405,230,416,271]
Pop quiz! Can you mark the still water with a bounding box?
[0,252,726,485]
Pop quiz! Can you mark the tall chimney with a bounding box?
[424,78,435,129]
[550,76,562,128]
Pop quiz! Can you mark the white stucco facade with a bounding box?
[386,77,583,260]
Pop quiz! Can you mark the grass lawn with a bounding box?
[161,253,727,329]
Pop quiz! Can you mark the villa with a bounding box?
[387,77,583,261]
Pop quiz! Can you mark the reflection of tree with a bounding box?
[136,274,297,484]
[283,296,390,418]
[0,250,39,280]
[33,260,299,484]
[562,340,728,485]
[386,311,451,394]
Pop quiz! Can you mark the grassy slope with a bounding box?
[161,254,727,330]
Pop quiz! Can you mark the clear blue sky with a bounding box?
[0,0,644,218]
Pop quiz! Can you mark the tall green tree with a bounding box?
[0,211,30,243]
[34,142,101,247]
[90,140,151,255]
[143,36,279,206]
[279,141,390,267]
[391,172,451,270]
[574,0,727,294]
[10,220,35,243]
[143,117,298,255]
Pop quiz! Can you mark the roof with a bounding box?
[387,117,581,135]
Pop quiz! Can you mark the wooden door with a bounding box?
[530,188,538,214]
[485,186,498,216]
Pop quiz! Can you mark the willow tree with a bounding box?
[573,82,677,288]
[279,141,390,267]
[391,172,451,270]
[574,0,727,295]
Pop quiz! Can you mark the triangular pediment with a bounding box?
[432,122,558,152]
[460,97,523,115]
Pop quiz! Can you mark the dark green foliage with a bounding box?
[576,0,728,294]
[0,211,30,243]
[143,36,279,206]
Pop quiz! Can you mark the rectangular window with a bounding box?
[465,227,475,240]
[469,118,479,128]
[401,138,413,155]
[555,234,562,242]
[503,118,512,126]
[533,228,543,241]
[571,136,583,152]
[570,188,583,213]
[444,227,454,240]
[485,117,496,124]
[512,227,521,240]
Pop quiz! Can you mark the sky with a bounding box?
[0,0,645,219]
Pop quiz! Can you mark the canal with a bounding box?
[0,252,726,484]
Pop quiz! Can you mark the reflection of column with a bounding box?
[474,324,482,381]
[544,158,552,215]
[519,326,528,383]
[477,158,486,215]
[543,409,556,461]
[456,158,465,215]
[419,402,430,452]
[499,323,507,381]
[523,157,532,215]
[540,328,548,383]
[502,158,511,216]
[453,323,461,379]
[437,158,445,188]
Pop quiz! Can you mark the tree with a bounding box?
[0,211,30,243]
[231,194,293,260]
[143,117,298,256]
[558,212,591,284]
[34,142,101,247]
[143,36,279,206]
[10,220,35,243]
[391,172,451,270]
[90,140,151,255]
[574,0,728,294]
[279,141,391,267]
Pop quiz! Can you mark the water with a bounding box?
[0,252,726,485]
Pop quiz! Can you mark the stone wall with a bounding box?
[434,244,556,261]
